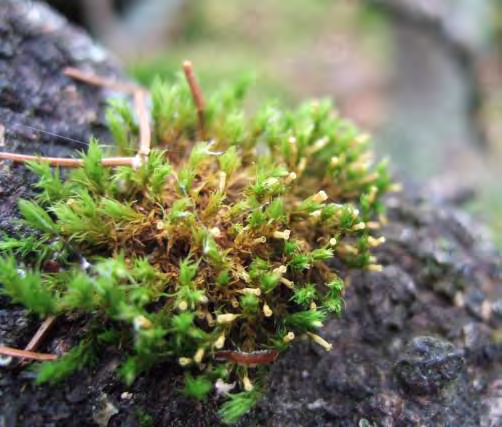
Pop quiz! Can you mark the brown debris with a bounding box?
[183,60,206,139]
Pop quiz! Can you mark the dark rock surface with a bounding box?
[1,2,501,427]
[394,336,465,395]
[252,194,502,427]
[0,0,122,235]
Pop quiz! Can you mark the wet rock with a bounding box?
[52,402,71,421]
[66,384,89,404]
[325,348,381,400]
[93,393,119,427]
[353,266,417,342]
[394,336,465,395]
[357,392,404,427]
[464,288,489,321]
[492,299,502,319]
[0,308,31,346]
[0,0,122,235]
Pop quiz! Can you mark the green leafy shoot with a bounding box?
[18,199,58,234]
[0,257,57,315]
[218,390,261,424]
[34,341,95,385]
[183,374,213,400]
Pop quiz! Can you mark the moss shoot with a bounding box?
[0,68,395,423]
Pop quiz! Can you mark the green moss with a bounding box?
[0,70,394,423]
[183,374,213,400]
[218,390,261,424]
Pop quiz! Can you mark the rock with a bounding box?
[0,307,30,347]
[324,345,382,400]
[0,2,501,427]
[66,384,89,404]
[394,336,465,395]
[369,0,491,195]
[255,191,501,427]
[0,0,122,235]
[93,394,119,427]
[372,0,493,51]
[358,392,404,427]
[353,265,417,340]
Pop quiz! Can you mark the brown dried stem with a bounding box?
[65,67,151,166]
[134,90,151,161]
[183,60,206,139]
[0,152,136,168]
[64,67,142,94]
[24,316,57,353]
[14,316,58,367]
[0,67,149,168]
[0,346,58,362]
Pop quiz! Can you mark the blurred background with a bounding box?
[47,0,502,247]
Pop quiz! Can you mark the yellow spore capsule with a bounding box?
[273,230,291,240]
[283,332,295,343]
[306,332,333,351]
[285,172,297,184]
[309,137,328,153]
[310,210,322,218]
[214,334,226,349]
[273,265,287,275]
[218,171,227,192]
[389,183,403,192]
[312,191,328,204]
[367,186,378,204]
[216,313,240,324]
[355,133,371,145]
[133,315,152,331]
[239,288,262,296]
[263,303,273,317]
[242,375,253,391]
[179,357,192,366]
[209,227,221,237]
[352,222,366,231]
[194,348,205,364]
[264,177,279,187]
[280,277,294,289]
[368,236,386,247]
[206,313,215,327]
[297,157,307,174]
[366,221,381,230]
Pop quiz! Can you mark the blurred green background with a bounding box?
[50,0,502,247]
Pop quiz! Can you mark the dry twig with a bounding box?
[134,90,151,160]
[183,61,206,138]
[13,316,58,367]
[0,152,137,168]
[0,346,58,362]
[24,316,57,354]
[0,67,152,168]
[65,67,151,167]
[63,67,142,94]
